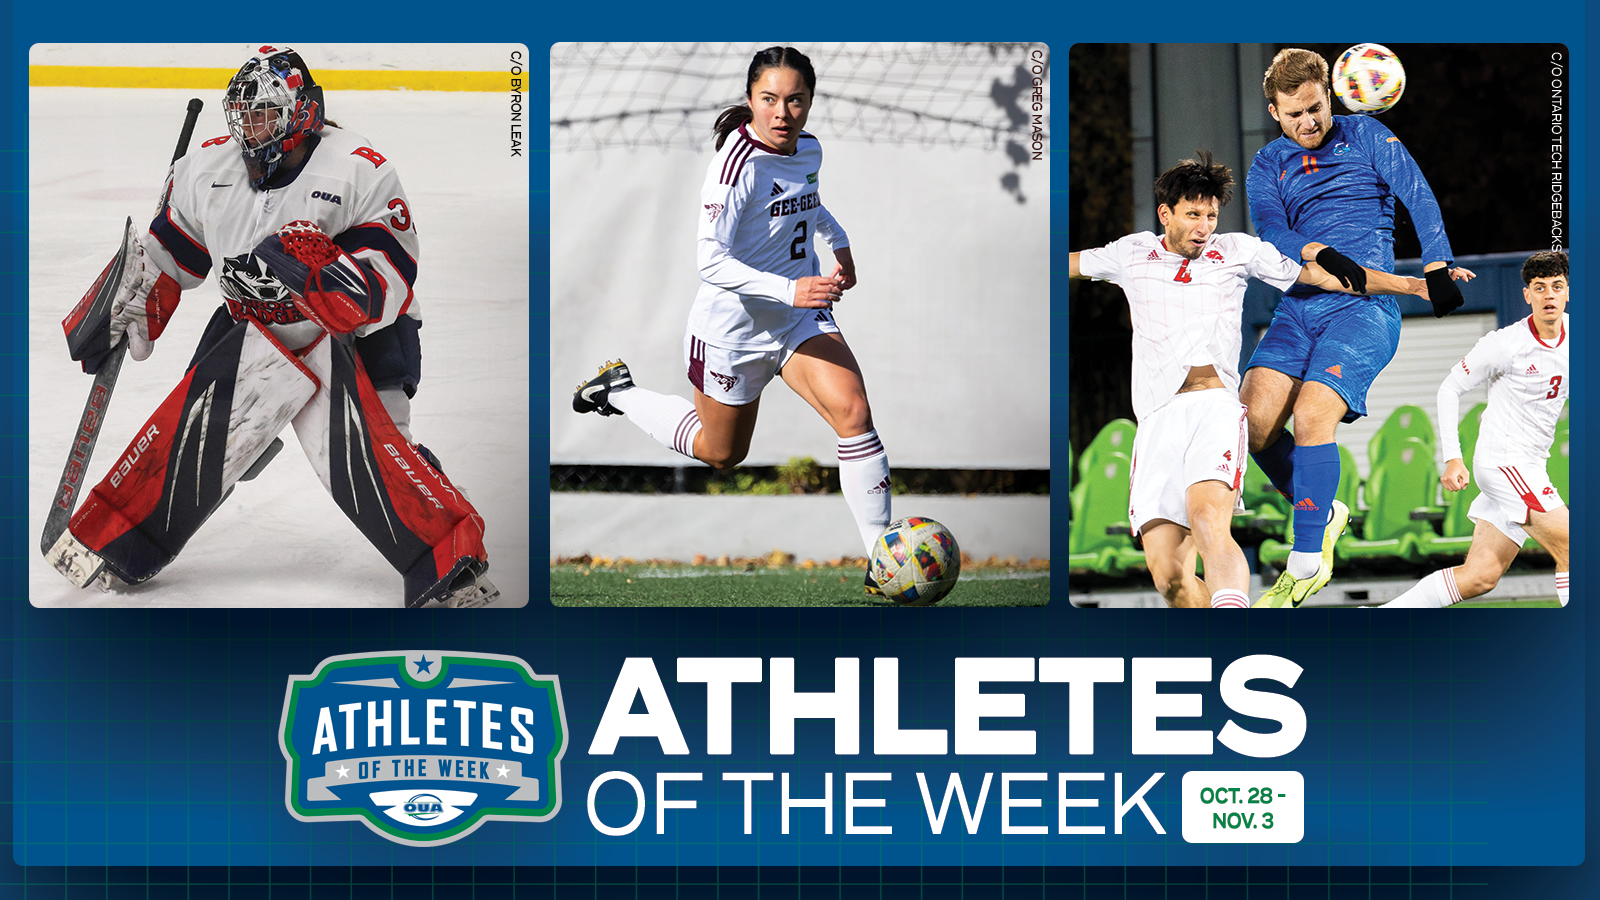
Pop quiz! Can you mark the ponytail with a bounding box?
[713,104,752,150]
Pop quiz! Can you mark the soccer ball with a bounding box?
[1332,44,1406,114]
[869,517,961,606]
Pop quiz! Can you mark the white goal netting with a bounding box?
[550,42,1050,155]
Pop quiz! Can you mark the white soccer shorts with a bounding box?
[1467,459,1565,545]
[684,308,842,405]
[1127,388,1248,536]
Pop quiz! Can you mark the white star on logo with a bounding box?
[495,764,511,779]
[335,764,351,780]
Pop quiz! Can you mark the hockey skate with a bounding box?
[573,359,633,416]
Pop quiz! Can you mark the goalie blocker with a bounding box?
[48,312,491,608]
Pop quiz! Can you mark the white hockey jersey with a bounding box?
[1077,231,1303,421]
[143,126,420,352]
[1438,314,1570,464]
[690,123,849,351]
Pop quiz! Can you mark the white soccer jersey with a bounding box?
[1077,231,1302,421]
[143,126,420,352]
[689,123,849,351]
[1438,314,1570,464]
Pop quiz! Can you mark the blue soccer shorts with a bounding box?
[1245,293,1402,422]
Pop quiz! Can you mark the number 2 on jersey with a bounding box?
[790,221,807,260]
[1173,259,1192,283]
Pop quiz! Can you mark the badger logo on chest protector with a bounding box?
[220,253,307,325]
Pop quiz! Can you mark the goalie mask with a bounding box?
[224,45,325,188]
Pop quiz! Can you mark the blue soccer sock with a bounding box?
[1290,442,1341,554]
[1251,429,1297,498]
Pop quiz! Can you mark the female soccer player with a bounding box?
[573,46,891,592]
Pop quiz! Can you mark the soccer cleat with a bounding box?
[441,559,499,608]
[573,359,633,416]
[1253,499,1350,608]
[864,566,884,598]
[1252,571,1300,609]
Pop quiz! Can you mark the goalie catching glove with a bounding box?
[253,220,383,334]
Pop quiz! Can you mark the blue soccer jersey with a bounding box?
[1247,114,1453,301]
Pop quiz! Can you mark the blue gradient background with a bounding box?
[5,0,1596,894]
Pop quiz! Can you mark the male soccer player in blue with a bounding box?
[1242,47,1473,608]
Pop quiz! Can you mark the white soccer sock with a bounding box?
[606,387,702,461]
[1286,550,1321,580]
[838,430,891,553]
[1382,568,1459,608]
[1211,589,1248,609]
[1556,572,1569,607]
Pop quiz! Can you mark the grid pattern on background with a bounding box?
[2,19,1596,900]
[0,864,1513,897]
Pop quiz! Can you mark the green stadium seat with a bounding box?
[1068,451,1138,576]
[1550,417,1570,501]
[1456,402,1486,469]
[1367,404,1436,467]
[1429,402,1487,557]
[1340,436,1438,564]
[1241,462,1288,517]
[1336,443,1362,512]
[1079,419,1136,479]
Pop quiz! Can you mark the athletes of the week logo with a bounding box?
[278,651,568,846]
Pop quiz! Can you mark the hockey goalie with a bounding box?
[46,46,497,608]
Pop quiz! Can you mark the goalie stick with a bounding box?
[41,98,204,558]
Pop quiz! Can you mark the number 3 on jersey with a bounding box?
[1546,375,1563,400]
[1173,259,1192,283]
[388,198,413,232]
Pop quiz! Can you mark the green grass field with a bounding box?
[550,564,1051,607]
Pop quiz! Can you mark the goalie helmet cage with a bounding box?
[550,42,1051,156]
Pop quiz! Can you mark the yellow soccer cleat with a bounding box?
[1253,499,1350,608]
[1252,570,1299,608]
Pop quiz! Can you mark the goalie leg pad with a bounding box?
[66,319,320,585]
[293,337,488,607]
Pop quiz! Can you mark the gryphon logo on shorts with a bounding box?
[279,651,567,846]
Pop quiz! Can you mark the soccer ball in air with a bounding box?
[1332,43,1406,114]
[870,517,961,606]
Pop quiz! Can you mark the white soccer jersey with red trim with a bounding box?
[143,126,421,351]
[1076,231,1302,421]
[1438,313,1570,464]
[689,123,849,351]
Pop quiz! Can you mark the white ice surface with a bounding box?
[28,87,530,607]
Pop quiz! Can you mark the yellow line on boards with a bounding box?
[29,66,512,92]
